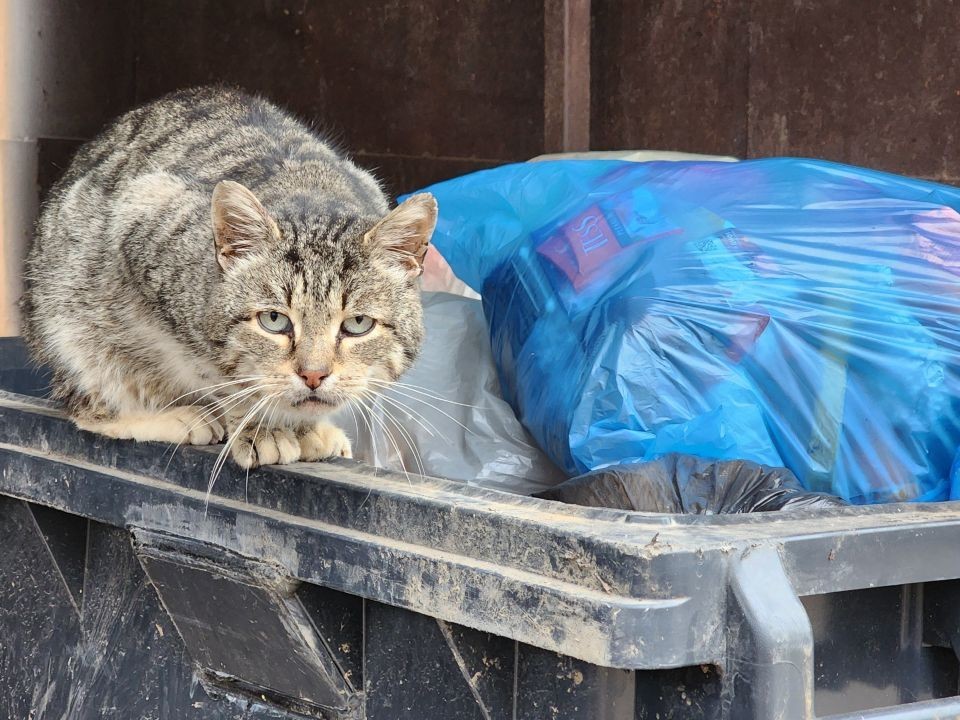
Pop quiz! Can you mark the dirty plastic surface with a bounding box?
[414,158,960,504]
[537,454,847,513]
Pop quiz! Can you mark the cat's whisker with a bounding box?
[369,377,473,399]
[185,382,285,437]
[349,400,379,513]
[244,395,276,503]
[207,404,260,490]
[355,395,411,484]
[156,376,269,413]
[366,380,479,410]
[160,382,285,470]
[166,384,276,448]
[184,377,275,411]
[349,397,377,444]
[373,393,450,475]
[365,389,444,439]
[159,386,267,468]
[366,379,485,410]
[206,392,278,506]
[360,390,426,478]
[244,394,283,504]
[264,395,283,440]
[206,392,281,505]
[366,393,427,481]
[372,415,415,485]
[367,383,475,436]
[205,382,284,419]
[345,402,361,440]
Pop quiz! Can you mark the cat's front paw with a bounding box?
[230,427,301,469]
[78,405,225,445]
[298,423,352,461]
[171,406,226,445]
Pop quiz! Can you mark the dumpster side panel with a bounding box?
[0,499,294,719]
[0,496,79,718]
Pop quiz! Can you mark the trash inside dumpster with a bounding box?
[415,158,960,504]
[537,453,847,512]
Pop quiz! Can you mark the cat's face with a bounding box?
[209,181,436,424]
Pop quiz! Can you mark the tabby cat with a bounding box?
[21,87,436,469]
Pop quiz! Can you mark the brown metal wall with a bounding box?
[132,1,545,194]
[591,0,750,158]
[22,1,960,200]
[592,0,960,184]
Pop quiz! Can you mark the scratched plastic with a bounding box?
[410,158,960,504]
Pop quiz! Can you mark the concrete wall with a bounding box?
[0,0,135,335]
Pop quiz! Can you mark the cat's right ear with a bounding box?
[211,181,279,270]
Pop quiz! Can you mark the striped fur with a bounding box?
[20,87,435,468]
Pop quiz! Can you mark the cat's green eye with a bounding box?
[341,315,376,337]
[257,310,293,335]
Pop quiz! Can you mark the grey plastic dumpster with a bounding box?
[1,337,960,720]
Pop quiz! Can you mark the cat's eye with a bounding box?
[257,310,293,334]
[341,315,376,337]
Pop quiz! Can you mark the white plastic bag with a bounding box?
[333,292,565,494]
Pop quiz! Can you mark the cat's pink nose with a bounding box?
[299,369,329,390]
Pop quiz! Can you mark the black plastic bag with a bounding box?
[535,454,846,513]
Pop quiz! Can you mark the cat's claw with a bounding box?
[299,423,353,461]
[231,427,301,469]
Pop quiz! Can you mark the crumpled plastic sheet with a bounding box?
[536,454,847,513]
[332,291,565,495]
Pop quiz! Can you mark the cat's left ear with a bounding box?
[211,180,279,270]
[364,193,437,278]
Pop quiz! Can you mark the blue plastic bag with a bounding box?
[409,158,960,504]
